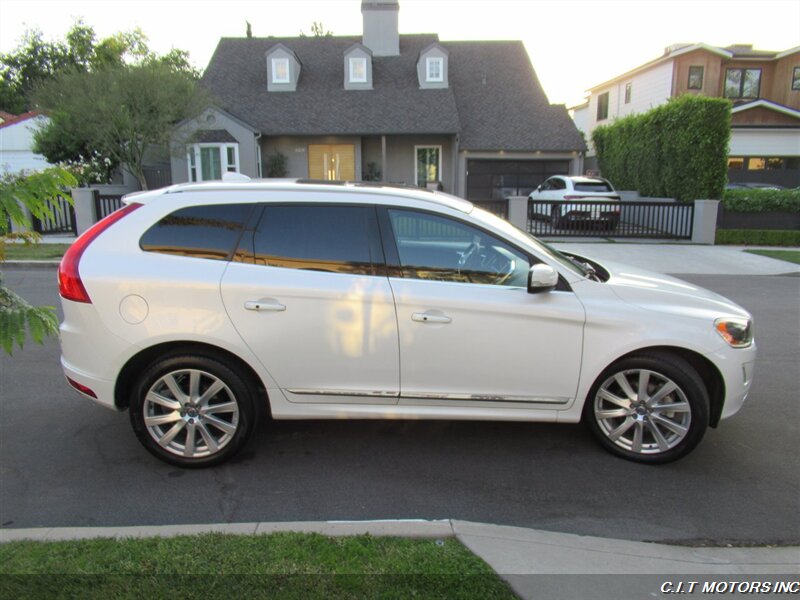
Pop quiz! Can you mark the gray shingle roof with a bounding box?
[201,34,584,152]
[445,41,585,152]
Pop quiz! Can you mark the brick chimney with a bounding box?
[362,0,399,57]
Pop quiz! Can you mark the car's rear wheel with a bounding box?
[583,353,709,464]
[129,355,257,467]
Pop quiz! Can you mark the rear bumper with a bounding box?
[61,357,119,410]
[59,299,138,411]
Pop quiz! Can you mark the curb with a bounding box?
[2,260,60,269]
[0,519,455,543]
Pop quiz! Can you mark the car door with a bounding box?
[221,204,400,403]
[380,207,585,407]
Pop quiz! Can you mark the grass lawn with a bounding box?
[744,249,800,265]
[3,243,71,260]
[0,532,515,599]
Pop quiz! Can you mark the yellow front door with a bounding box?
[308,144,355,181]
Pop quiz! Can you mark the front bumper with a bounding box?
[709,341,757,421]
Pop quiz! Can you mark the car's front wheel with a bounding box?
[583,353,709,464]
[129,354,258,467]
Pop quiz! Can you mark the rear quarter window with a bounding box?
[140,204,253,260]
[573,181,614,192]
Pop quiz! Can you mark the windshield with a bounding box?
[468,206,590,277]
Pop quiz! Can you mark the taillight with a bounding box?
[563,195,589,200]
[58,203,142,303]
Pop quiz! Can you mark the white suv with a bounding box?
[58,179,755,467]
[529,175,621,229]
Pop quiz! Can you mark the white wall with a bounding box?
[730,129,800,156]
[0,115,53,175]
[583,61,674,155]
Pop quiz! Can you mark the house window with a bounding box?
[597,92,609,121]
[187,144,240,182]
[688,66,704,90]
[728,157,744,170]
[724,68,761,99]
[415,146,442,188]
[747,158,765,170]
[624,83,632,104]
[426,57,444,82]
[272,58,290,84]
[793,67,800,91]
[349,57,367,83]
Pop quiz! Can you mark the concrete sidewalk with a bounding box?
[552,242,800,275]
[2,519,797,598]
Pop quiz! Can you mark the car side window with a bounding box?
[552,178,567,190]
[140,204,254,260]
[249,205,381,275]
[387,209,530,287]
[539,179,552,191]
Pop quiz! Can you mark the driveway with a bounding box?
[0,266,798,544]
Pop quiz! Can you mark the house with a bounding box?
[572,43,800,187]
[171,0,586,202]
[0,111,53,175]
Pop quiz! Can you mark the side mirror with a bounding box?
[528,264,558,294]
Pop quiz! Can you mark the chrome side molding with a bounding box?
[286,388,569,405]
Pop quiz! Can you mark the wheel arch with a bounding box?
[114,341,271,418]
[607,345,726,428]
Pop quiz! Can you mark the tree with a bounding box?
[300,21,333,37]
[34,62,205,190]
[0,167,77,355]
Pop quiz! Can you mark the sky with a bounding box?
[1,0,798,107]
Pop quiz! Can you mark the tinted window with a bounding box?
[574,181,613,192]
[388,209,529,287]
[252,205,377,275]
[552,178,567,190]
[140,204,253,260]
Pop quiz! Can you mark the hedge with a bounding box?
[715,229,800,246]
[593,95,730,202]
[721,189,800,213]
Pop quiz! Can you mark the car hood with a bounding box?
[598,260,751,320]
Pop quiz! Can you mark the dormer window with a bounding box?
[343,43,372,90]
[350,57,367,83]
[272,58,290,84]
[417,43,448,89]
[266,44,301,92]
[426,57,444,82]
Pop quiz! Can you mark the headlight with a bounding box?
[714,317,753,348]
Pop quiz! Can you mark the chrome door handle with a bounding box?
[244,300,286,312]
[411,312,451,324]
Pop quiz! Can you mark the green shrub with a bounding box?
[721,189,800,213]
[715,229,800,246]
[593,95,730,202]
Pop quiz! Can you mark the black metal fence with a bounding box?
[528,200,694,239]
[95,193,124,220]
[32,195,76,235]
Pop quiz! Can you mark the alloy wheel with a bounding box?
[143,369,240,459]
[593,368,692,455]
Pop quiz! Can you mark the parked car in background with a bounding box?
[528,176,621,229]
[58,178,755,468]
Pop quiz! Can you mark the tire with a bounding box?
[583,352,709,464]
[129,354,258,468]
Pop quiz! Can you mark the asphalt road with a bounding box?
[1,267,798,544]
